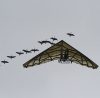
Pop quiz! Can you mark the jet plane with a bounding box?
[16,52,24,55]
[38,41,44,45]
[38,40,54,45]
[7,56,16,59]
[1,60,9,64]
[67,32,75,37]
[22,49,31,54]
[38,40,49,44]
[50,37,58,41]
[31,49,39,52]
[42,40,53,44]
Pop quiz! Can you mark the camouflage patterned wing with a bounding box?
[23,40,98,69]
[62,41,98,69]
[23,42,62,68]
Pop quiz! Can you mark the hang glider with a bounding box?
[23,40,98,69]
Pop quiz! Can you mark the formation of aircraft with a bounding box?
[0,32,98,70]
[0,36,56,64]
[0,34,78,65]
[67,32,75,37]
[1,33,98,69]
[0,36,57,65]
[1,49,39,64]
[1,34,98,70]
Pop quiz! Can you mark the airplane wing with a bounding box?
[23,40,98,69]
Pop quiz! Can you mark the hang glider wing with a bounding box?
[23,40,98,69]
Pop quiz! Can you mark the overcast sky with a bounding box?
[0,0,100,98]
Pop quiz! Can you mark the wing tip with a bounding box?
[23,63,39,68]
[23,64,28,68]
[92,65,98,69]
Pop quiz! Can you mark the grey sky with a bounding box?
[0,0,100,98]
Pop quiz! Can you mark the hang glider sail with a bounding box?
[23,40,98,69]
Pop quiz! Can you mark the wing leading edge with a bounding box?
[23,40,98,69]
